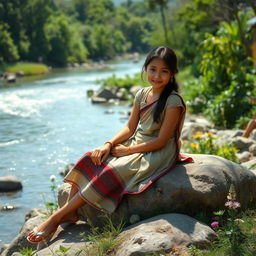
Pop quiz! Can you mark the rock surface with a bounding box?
[0,176,22,192]
[110,213,217,256]
[59,154,256,226]
[1,209,48,256]
[32,221,91,256]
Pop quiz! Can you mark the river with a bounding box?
[0,58,144,244]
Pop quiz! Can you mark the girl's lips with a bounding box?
[151,80,162,84]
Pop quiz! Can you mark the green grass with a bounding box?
[82,215,125,256]
[6,62,49,75]
[186,208,256,256]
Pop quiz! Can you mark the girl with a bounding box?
[27,46,189,244]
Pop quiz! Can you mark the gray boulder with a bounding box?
[94,88,119,100]
[58,154,256,226]
[2,209,48,256]
[110,213,217,256]
[231,136,254,151]
[0,176,22,192]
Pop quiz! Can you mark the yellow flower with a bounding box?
[222,148,229,154]
[191,143,199,149]
[206,132,214,137]
[193,132,203,139]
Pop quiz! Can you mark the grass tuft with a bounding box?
[6,62,49,75]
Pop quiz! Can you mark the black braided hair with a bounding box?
[142,46,179,123]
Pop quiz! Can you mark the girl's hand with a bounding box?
[111,144,130,157]
[90,144,111,165]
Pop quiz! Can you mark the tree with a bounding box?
[0,23,19,63]
[23,0,56,61]
[148,0,169,44]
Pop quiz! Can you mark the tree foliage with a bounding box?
[0,0,155,65]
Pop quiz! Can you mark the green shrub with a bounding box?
[185,11,256,128]
[6,62,48,75]
[100,73,144,89]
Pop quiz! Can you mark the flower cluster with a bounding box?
[225,201,241,209]
[183,130,239,163]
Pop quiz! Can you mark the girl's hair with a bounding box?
[142,46,179,123]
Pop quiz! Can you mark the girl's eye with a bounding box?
[162,70,169,73]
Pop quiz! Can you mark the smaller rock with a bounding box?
[0,204,18,211]
[91,96,108,104]
[114,213,217,256]
[6,74,16,83]
[59,164,74,177]
[0,176,22,192]
[15,71,24,77]
[231,136,254,151]
[129,214,140,224]
[249,144,256,156]
[236,151,251,163]
[95,88,119,100]
[129,86,143,96]
[241,158,256,171]
[104,109,114,114]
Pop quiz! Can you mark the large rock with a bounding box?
[58,154,256,226]
[33,221,91,256]
[0,176,22,192]
[2,209,48,256]
[110,213,217,256]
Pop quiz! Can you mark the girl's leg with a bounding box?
[28,193,86,242]
[60,184,79,223]
[242,119,256,138]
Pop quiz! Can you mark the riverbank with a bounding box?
[0,57,144,245]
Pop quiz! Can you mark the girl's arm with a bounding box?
[90,102,140,165]
[111,106,182,157]
[107,102,140,145]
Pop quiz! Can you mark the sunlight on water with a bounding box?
[0,58,143,244]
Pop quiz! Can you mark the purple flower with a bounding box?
[211,221,219,228]
[225,201,241,209]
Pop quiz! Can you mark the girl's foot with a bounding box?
[27,216,59,244]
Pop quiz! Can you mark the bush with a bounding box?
[185,11,256,128]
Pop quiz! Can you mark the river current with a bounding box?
[0,58,144,244]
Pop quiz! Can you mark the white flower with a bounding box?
[49,175,56,182]
[234,219,245,224]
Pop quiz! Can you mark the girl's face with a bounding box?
[145,58,172,90]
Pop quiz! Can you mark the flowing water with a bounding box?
[0,58,144,244]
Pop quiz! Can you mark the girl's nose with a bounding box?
[153,71,161,78]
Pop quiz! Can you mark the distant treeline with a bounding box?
[0,0,155,66]
[1,0,255,68]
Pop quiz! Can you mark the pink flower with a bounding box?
[225,201,241,209]
[211,221,219,228]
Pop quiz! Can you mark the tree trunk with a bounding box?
[160,5,168,44]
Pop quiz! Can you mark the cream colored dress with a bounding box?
[64,87,186,213]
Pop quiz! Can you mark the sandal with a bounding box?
[26,227,54,244]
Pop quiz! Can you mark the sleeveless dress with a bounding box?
[64,87,190,213]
